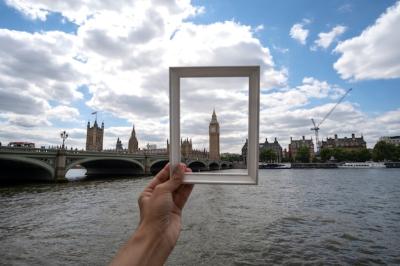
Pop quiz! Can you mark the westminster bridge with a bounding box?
[0,147,232,182]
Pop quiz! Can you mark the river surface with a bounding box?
[1,169,400,265]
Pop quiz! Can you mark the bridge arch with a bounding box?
[66,157,145,177]
[0,155,54,181]
[149,159,169,175]
[220,162,228,169]
[208,161,220,170]
[187,160,207,172]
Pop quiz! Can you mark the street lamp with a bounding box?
[60,130,68,149]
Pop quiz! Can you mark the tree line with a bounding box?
[257,141,400,163]
[318,141,399,162]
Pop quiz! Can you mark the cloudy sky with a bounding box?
[0,0,399,153]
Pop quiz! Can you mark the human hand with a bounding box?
[137,163,194,251]
[110,163,194,266]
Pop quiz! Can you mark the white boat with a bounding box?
[259,163,291,169]
[338,162,386,168]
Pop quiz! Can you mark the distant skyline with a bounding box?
[0,0,399,153]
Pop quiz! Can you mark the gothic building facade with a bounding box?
[209,109,220,160]
[321,134,366,151]
[115,137,123,151]
[289,136,315,162]
[242,137,283,163]
[86,120,104,151]
[241,139,248,164]
[260,138,283,162]
[181,138,192,158]
[180,138,209,159]
[128,125,139,153]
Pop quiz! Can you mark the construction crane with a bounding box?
[311,88,353,154]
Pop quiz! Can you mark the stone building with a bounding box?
[289,136,315,162]
[241,139,248,164]
[282,148,288,161]
[181,138,192,158]
[166,109,219,160]
[86,120,104,151]
[380,136,400,146]
[180,138,209,159]
[209,109,220,160]
[259,138,283,162]
[321,134,366,151]
[242,137,283,163]
[128,125,138,153]
[115,137,123,151]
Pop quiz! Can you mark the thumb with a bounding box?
[158,164,186,192]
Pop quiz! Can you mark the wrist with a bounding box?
[133,224,162,247]
[128,224,175,265]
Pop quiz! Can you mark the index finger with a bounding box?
[145,163,170,190]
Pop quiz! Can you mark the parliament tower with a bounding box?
[209,109,220,160]
[128,124,138,153]
[86,120,104,151]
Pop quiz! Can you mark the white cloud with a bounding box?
[0,29,85,128]
[261,77,346,114]
[0,29,85,104]
[338,3,352,13]
[289,19,310,45]
[0,104,81,128]
[0,113,51,128]
[46,106,81,122]
[334,1,400,80]
[297,77,346,99]
[375,108,400,124]
[5,0,202,24]
[1,0,288,153]
[312,25,347,50]
[272,44,289,54]
[0,1,398,153]
[254,24,264,32]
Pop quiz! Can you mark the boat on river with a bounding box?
[338,162,386,168]
[259,163,291,169]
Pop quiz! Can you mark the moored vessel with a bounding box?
[259,163,291,169]
[338,162,386,168]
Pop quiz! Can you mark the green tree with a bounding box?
[221,153,241,162]
[260,149,276,162]
[396,146,400,161]
[372,141,397,161]
[320,148,333,162]
[355,148,371,162]
[296,146,310,163]
[320,147,371,162]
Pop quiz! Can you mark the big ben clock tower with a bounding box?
[209,109,220,160]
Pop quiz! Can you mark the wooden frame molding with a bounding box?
[169,66,260,184]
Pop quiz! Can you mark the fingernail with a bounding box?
[172,165,184,180]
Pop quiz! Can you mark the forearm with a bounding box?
[110,225,174,266]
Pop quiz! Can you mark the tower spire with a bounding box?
[128,123,138,153]
[211,108,217,123]
[209,109,220,160]
[131,123,136,136]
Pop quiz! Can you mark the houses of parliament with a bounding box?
[86,110,221,160]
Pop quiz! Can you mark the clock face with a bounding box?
[210,127,216,133]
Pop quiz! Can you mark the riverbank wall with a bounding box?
[291,163,338,169]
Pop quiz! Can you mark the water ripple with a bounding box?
[0,169,400,265]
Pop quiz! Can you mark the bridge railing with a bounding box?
[76,150,169,156]
[0,146,220,161]
[0,146,57,153]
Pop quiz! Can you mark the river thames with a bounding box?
[1,169,399,265]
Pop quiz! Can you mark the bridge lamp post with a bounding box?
[60,131,68,150]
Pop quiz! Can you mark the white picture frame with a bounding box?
[169,66,260,184]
